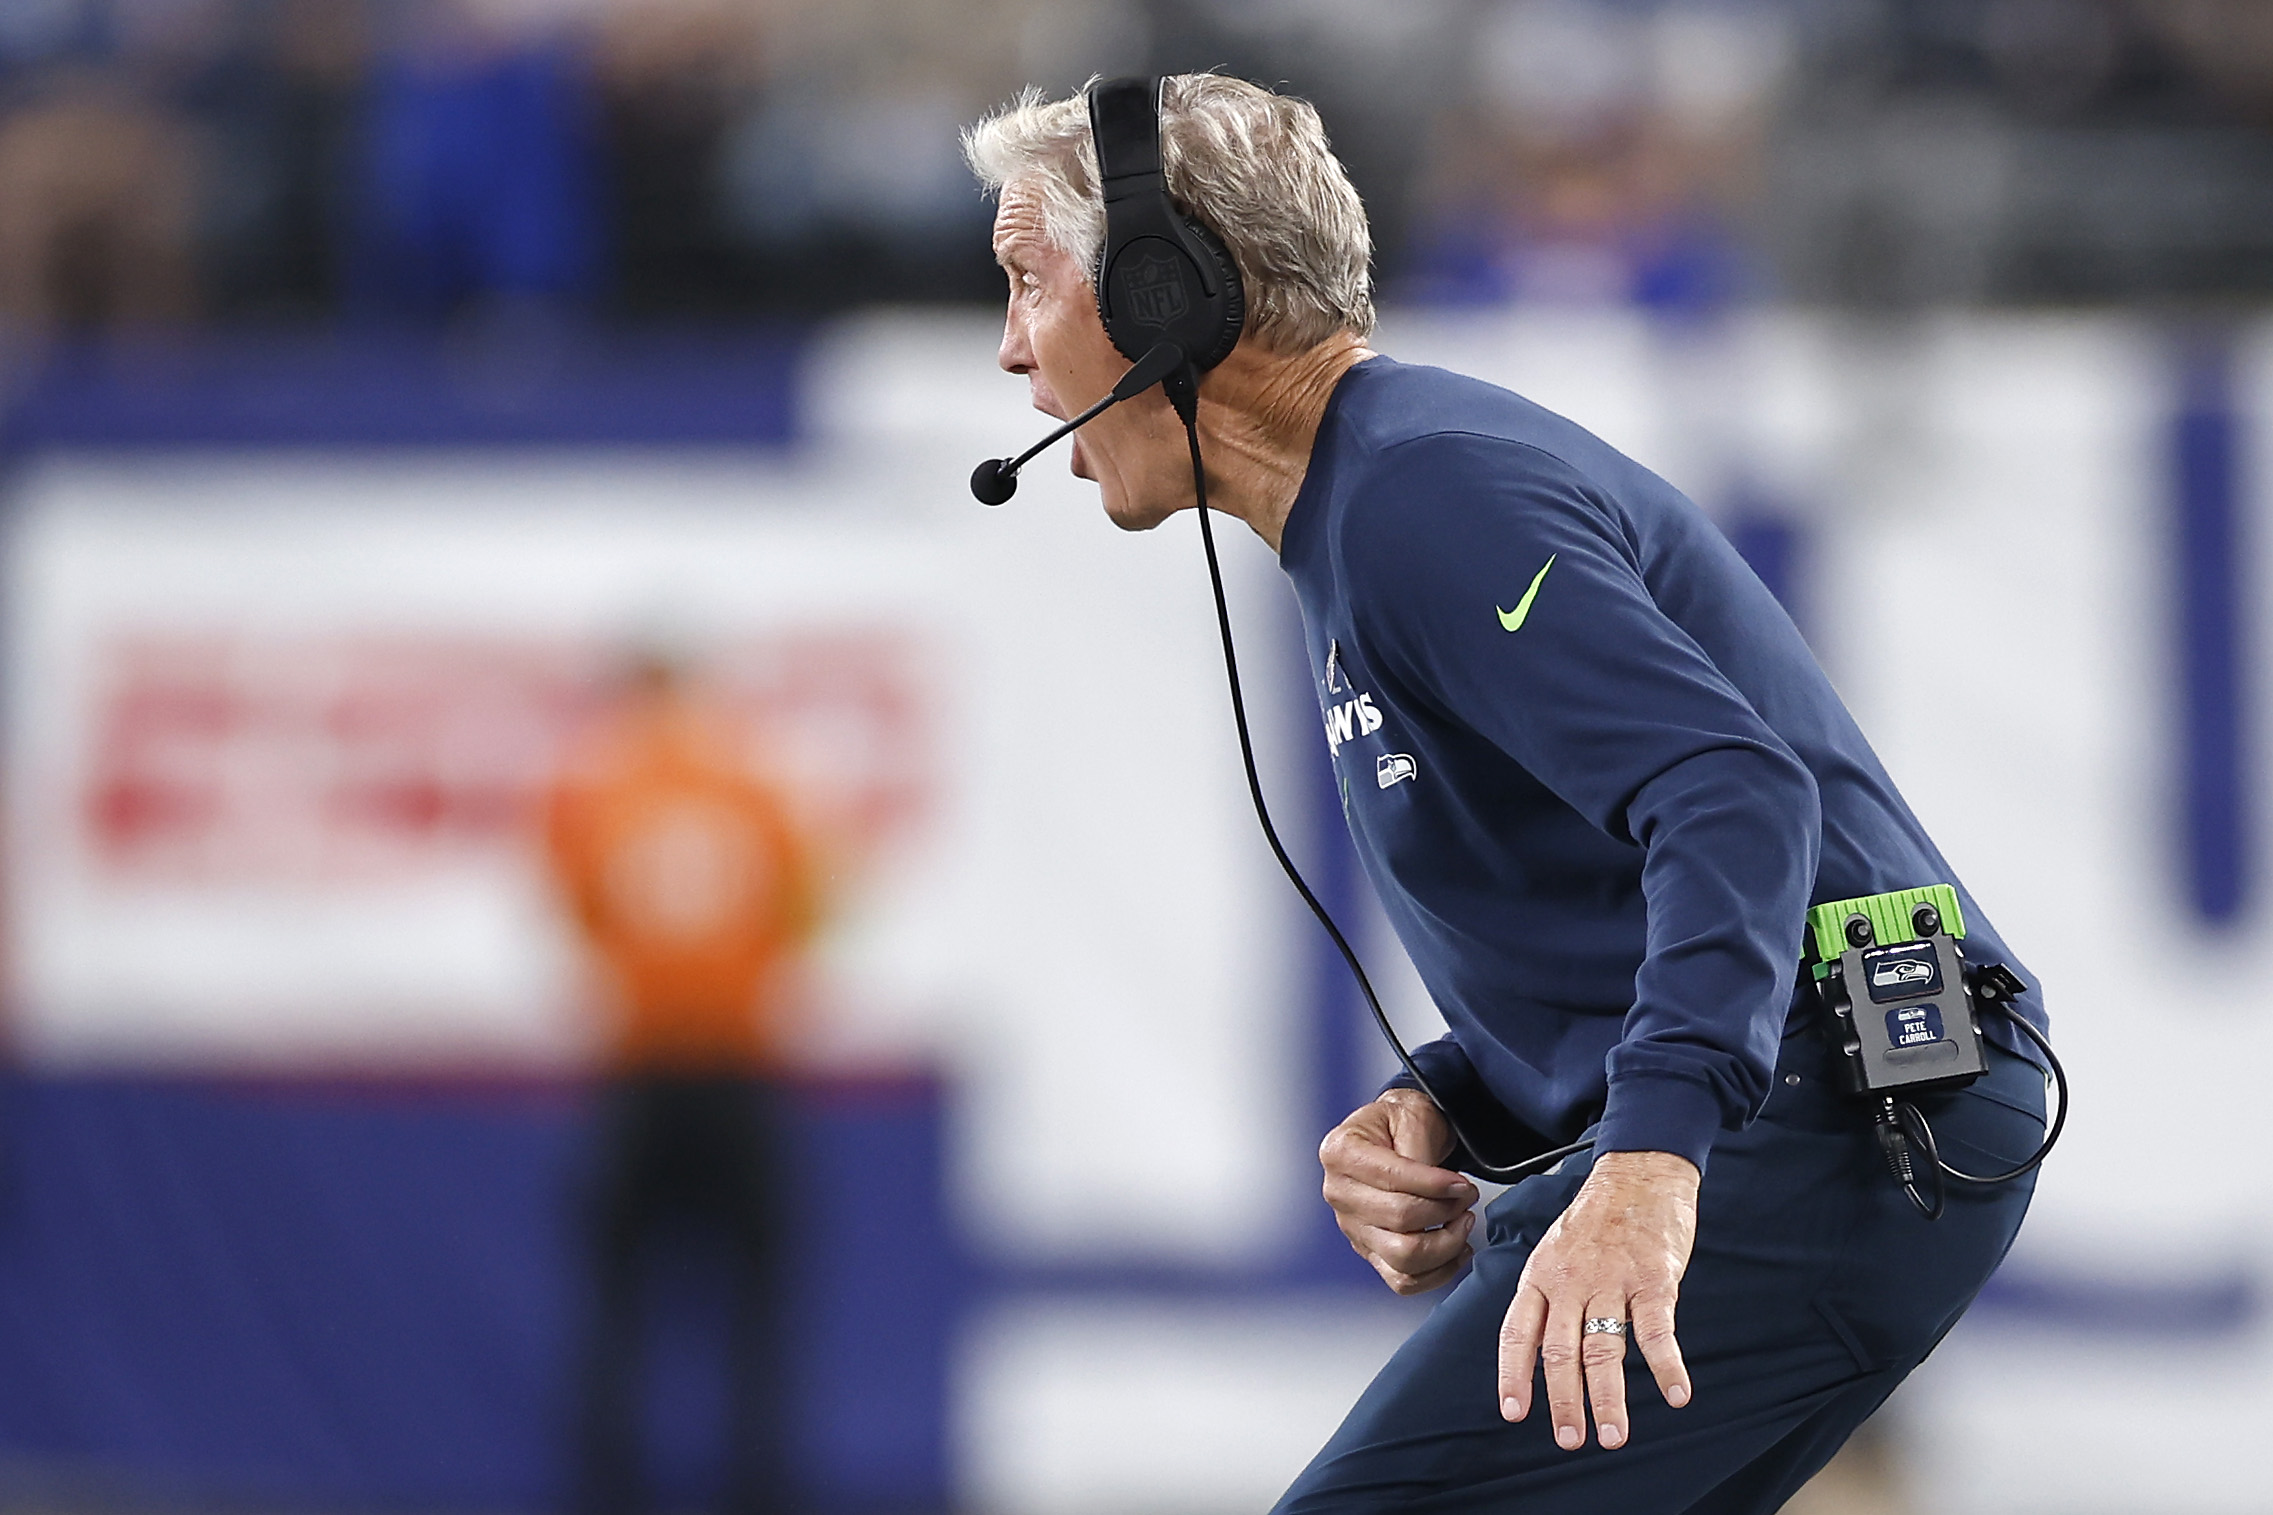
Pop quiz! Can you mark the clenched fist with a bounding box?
[1318,1089,1480,1294]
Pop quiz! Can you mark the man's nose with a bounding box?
[999,307,1033,376]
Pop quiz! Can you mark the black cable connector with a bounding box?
[1881,1098,1947,1219]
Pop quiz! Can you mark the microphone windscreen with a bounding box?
[970,457,1019,505]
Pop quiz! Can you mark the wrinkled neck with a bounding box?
[1192,337,1372,553]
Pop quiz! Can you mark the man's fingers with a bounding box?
[1580,1294,1631,1449]
[1342,1213,1474,1282]
[1320,1125,1477,1205]
[1496,1282,1547,1423]
[1321,1169,1474,1234]
[1537,1296,1588,1450]
[1632,1290,1691,1410]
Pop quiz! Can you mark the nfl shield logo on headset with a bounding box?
[1122,249,1191,326]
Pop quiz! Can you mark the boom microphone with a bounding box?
[969,340,1186,504]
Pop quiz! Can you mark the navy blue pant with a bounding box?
[1275,1021,2044,1513]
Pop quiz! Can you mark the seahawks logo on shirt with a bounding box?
[1323,691,1382,754]
[1319,637,1411,791]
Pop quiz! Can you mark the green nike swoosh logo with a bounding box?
[1497,554,1557,632]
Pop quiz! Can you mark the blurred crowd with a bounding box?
[4,0,2273,341]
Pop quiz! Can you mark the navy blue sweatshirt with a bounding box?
[1279,357,2044,1173]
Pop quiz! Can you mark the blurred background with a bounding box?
[0,0,2268,1512]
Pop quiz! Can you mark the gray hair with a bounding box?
[963,75,1375,352]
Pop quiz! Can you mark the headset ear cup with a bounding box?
[1181,215,1247,372]
[1092,219,1245,373]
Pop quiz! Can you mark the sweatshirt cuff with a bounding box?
[1596,1072,1725,1174]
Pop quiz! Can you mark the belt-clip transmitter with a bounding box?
[1811,885,1985,1097]
[1806,886,2065,1219]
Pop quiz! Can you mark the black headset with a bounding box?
[1088,76,1247,415]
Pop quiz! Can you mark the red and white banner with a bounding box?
[3,458,970,1072]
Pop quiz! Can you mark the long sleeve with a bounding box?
[1348,435,1821,1169]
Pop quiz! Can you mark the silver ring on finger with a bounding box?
[1582,1317,1628,1337]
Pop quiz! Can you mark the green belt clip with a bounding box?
[1806,884,1966,980]
[1808,882,1987,1100]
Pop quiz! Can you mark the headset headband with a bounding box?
[1090,77,1167,203]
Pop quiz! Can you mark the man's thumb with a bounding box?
[1384,1091,1452,1163]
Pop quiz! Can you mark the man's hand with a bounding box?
[1499,1150,1698,1451]
[1318,1089,1480,1294]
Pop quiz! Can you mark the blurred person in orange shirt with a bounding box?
[546,650,822,1515]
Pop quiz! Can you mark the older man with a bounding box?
[966,76,2050,1512]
